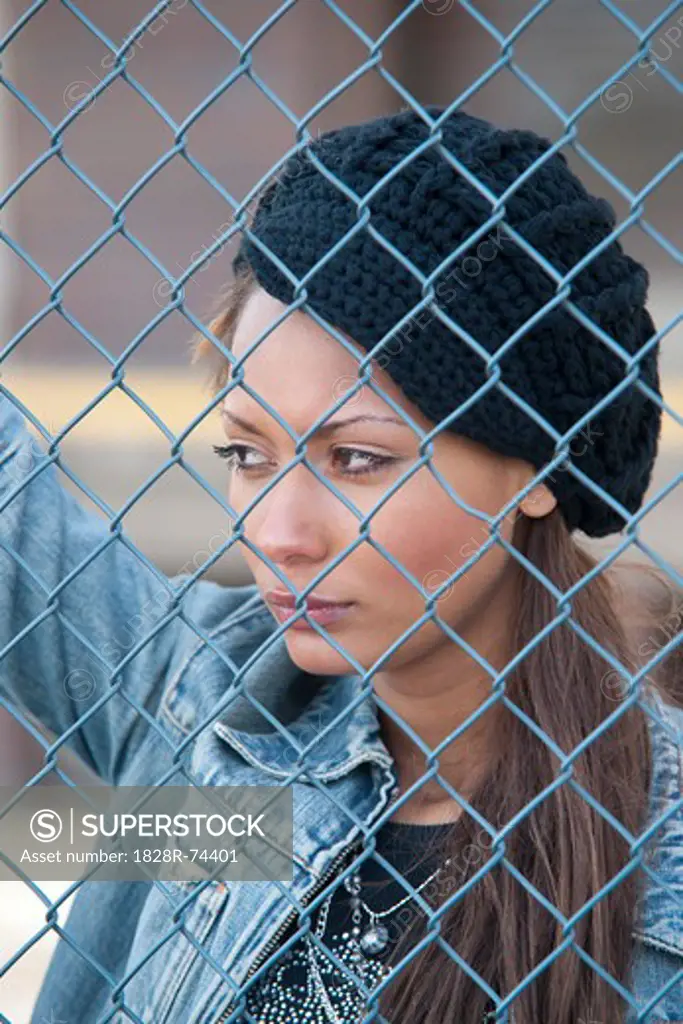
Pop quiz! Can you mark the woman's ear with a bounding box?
[519,482,558,520]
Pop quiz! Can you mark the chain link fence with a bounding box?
[1,1,682,1021]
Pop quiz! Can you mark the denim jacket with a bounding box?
[1,392,681,1023]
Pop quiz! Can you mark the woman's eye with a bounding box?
[212,444,268,474]
[213,444,396,479]
[332,447,396,477]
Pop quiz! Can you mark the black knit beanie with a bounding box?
[232,105,662,538]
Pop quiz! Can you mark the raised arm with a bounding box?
[0,386,244,782]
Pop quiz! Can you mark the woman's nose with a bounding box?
[244,464,333,567]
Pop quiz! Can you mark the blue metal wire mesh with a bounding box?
[0,1,682,1022]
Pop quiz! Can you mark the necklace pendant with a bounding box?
[359,922,390,954]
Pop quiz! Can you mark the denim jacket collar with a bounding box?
[211,600,678,798]
[212,607,395,781]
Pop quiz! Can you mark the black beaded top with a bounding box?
[242,819,453,1023]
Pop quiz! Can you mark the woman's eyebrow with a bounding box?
[220,409,409,439]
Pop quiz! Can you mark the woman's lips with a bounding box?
[267,599,355,628]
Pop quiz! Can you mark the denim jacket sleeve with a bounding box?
[0,388,251,783]
[631,695,683,1021]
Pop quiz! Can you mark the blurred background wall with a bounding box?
[0,1,681,1017]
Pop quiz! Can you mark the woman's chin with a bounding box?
[281,628,362,678]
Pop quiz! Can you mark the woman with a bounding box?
[2,105,681,1024]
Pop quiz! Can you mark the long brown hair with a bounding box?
[192,267,655,1024]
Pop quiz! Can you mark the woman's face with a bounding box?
[220,285,544,679]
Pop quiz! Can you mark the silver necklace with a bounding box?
[304,846,452,1023]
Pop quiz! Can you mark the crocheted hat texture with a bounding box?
[232,105,661,538]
